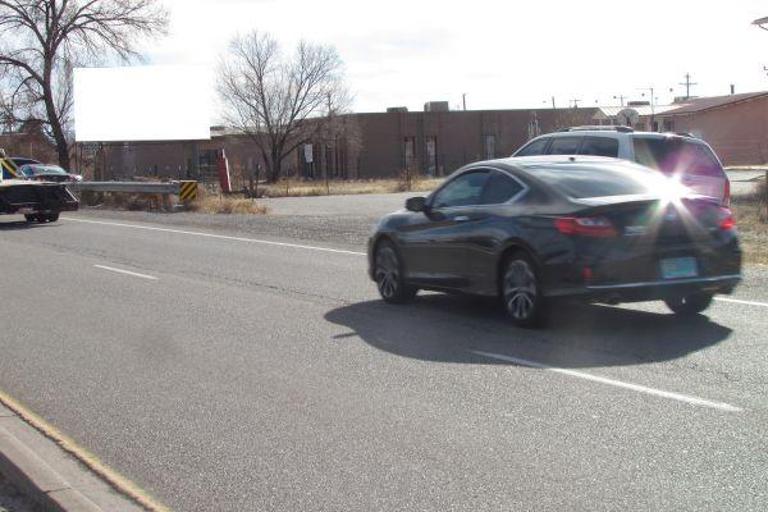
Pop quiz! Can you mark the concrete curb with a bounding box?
[0,402,146,511]
[0,424,100,511]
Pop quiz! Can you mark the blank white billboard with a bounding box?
[74,66,212,142]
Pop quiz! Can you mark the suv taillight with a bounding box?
[722,179,731,207]
[555,216,618,237]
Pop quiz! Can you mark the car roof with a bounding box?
[467,155,659,183]
[478,154,629,170]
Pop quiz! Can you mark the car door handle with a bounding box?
[454,216,470,222]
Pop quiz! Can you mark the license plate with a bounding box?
[660,257,698,279]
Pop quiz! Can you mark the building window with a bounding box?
[403,137,416,171]
[425,136,438,176]
[484,135,496,160]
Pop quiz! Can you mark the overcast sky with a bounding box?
[145,0,768,113]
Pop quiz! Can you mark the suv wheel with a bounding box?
[664,292,713,316]
[374,241,417,304]
[502,253,548,327]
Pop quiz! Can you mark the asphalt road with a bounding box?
[0,208,767,511]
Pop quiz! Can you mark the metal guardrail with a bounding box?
[71,181,181,195]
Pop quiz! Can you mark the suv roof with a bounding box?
[545,127,701,142]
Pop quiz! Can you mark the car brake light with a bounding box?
[718,207,735,231]
[555,216,617,237]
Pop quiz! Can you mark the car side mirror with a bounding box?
[405,196,427,213]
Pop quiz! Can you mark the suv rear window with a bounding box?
[580,137,619,157]
[516,138,549,156]
[548,137,582,155]
[532,165,651,198]
[633,137,723,177]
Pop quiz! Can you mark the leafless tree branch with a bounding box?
[218,30,352,182]
[0,0,168,169]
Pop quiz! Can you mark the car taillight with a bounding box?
[555,216,617,237]
[722,179,731,207]
[718,207,735,231]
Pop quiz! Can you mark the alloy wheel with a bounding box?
[503,259,538,321]
[375,246,400,300]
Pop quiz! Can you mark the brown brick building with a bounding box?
[15,92,768,182]
[655,91,768,166]
[83,105,596,185]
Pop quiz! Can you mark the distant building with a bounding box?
[47,90,768,182]
[88,105,597,184]
[655,91,768,166]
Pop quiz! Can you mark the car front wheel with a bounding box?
[374,240,417,304]
[502,253,548,328]
[664,292,713,316]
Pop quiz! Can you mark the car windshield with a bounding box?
[22,165,67,176]
[633,137,722,177]
[531,165,654,198]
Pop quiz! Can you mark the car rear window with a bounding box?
[531,165,651,198]
[632,137,723,177]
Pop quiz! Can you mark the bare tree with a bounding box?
[218,31,351,183]
[0,0,168,170]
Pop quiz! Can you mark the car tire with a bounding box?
[46,213,60,223]
[664,292,714,316]
[374,240,417,304]
[501,253,548,328]
[24,214,35,223]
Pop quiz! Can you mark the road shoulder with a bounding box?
[0,401,150,511]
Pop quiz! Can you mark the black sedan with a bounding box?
[367,156,741,327]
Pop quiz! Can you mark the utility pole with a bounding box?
[462,93,467,111]
[613,94,626,106]
[679,73,698,100]
[551,96,556,109]
[570,98,581,108]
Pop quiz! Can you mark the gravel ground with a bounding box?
[0,473,37,512]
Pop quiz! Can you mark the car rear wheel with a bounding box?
[664,292,714,316]
[374,240,417,304]
[45,213,59,223]
[502,253,548,328]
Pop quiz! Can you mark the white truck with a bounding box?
[0,149,79,223]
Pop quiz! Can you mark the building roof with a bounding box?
[660,91,768,116]
[595,104,681,119]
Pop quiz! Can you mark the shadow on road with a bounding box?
[324,293,732,369]
[0,220,35,230]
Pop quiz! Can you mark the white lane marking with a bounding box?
[715,297,768,308]
[470,350,742,412]
[66,217,366,256]
[94,265,159,281]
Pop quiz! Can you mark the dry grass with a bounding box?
[732,179,768,265]
[257,177,442,198]
[187,193,268,215]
